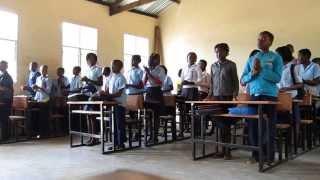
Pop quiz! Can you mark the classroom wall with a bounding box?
[159,0,320,85]
[0,0,157,93]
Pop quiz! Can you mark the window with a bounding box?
[62,22,97,78]
[124,34,149,72]
[0,10,18,82]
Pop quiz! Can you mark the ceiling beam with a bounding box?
[110,0,157,16]
[86,0,111,6]
[170,0,181,4]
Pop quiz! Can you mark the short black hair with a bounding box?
[73,66,81,72]
[149,53,161,63]
[259,31,274,42]
[312,57,320,64]
[86,53,97,62]
[0,60,8,65]
[160,65,168,74]
[112,59,123,69]
[57,67,64,71]
[104,66,111,72]
[276,46,293,63]
[299,49,312,59]
[132,55,141,63]
[249,49,260,57]
[178,69,182,77]
[214,43,230,53]
[199,59,207,67]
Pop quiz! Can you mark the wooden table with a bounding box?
[186,100,278,172]
[67,101,118,154]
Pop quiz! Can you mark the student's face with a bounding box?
[132,59,140,67]
[103,68,111,76]
[257,34,272,50]
[198,62,206,71]
[298,53,309,65]
[73,68,80,76]
[0,63,8,72]
[41,67,48,75]
[86,58,96,67]
[215,48,228,60]
[57,69,64,76]
[112,62,122,73]
[31,63,38,72]
[187,54,197,65]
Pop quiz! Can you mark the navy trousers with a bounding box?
[248,95,277,161]
[113,105,126,146]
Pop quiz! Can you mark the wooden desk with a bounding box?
[67,101,118,154]
[186,100,278,172]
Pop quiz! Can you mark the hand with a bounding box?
[253,58,261,74]
[32,85,39,90]
[81,76,89,82]
[144,66,150,74]
[279,87,289,92]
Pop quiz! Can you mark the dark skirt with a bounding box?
[181,88,198,101]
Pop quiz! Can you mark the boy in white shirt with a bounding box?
[197,59,210,100]
[33,65,52,137]
[82,53,103,96]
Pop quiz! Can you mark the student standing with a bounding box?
[197,59,211,100]
[143,53,166,143]
[99,60,127,149]
[296,49,320,96]
[33,65,52,137]
[161,65,173,95]
[181,52,202,100]
[126,55,144,95]
[241,31,283,163]
[52,67,69,97]
[0,61,13,141]
[22,62,41,97]
[207,43,239,160]
[69,66,82,94]
[102,66,111,93]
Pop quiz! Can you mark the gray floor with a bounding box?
[0,137,319,180]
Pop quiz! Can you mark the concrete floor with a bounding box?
[0,137,319,180]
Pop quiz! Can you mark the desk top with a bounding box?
[185,100,278,105]
[67,101,118,105]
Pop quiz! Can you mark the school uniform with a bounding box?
[69,75,82,93]
[108,73,127,147]
[82,65,103,96]
[181,64,202,100]
[34,75,52,137]
[197,71,211,100]
[126,67,144,95]
[26,71,41,97]
[162,75,173,95]
[241,51,283,161]
[0,71,13,140]
[102,75,111,92]
[144,65,166,142]
[52,76,69,97]
[297,62,320,96]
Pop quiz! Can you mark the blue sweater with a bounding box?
[241,51,283,97]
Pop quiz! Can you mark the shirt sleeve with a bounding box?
[196,66,203,82]
[241,57,254,84]
[260,54,283,83]
[44,79,52,94]
[231,63,239,96]
[313,64,320,79]
[294,66,303,83]
[117,76,127,91]
[158,67,166,84]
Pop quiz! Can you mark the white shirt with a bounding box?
[197,71,211,93]
[162,76,173,95]
[297,62,320,96]
[34,75,52,102]
[181,64,202,88]
[279,62,302,97]
[109,73,127,106]
[86,64,103,90]
[69,75,82,92]
[126,67,144,95]
[144,65,166,88]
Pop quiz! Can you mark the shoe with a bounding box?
[246,158,257,164]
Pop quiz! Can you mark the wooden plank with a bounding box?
[72,110,102,115]
[213,113,259,119]
[67,101,117,105]
[110,0,157,16]
[185,100,279,105]
[170,0,181,4]
[86,0,111,6]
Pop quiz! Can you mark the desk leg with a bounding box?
[100,104,104,154]
[266,106,271,163]
[144,109,148,147]
[111,106,115,151]
[201,115,205,156]
[68,104,73,148]
[80,108,83,146]
[191,103,196,160]
[258,104,264,172]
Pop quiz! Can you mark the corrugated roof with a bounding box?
[100,0,175,17]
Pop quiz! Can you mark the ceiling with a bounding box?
[87,0,180,18]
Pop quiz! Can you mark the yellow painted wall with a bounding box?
[0,0,157,92]
[159,0,320,84]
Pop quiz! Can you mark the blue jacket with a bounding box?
[241,51,283,97]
